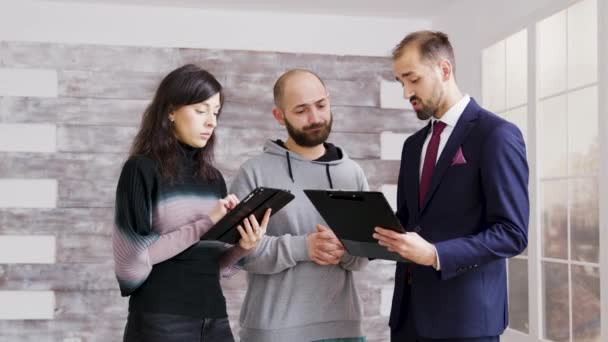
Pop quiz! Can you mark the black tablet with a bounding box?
[304,190,409,262]
[201,187,294,244]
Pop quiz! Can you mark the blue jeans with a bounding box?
[123,312,235,342]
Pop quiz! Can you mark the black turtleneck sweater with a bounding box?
[113,143,248,318]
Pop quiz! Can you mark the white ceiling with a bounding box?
[41,0,456,19]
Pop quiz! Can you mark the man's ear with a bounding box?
[272,107,286,126]
[440,59,452,81]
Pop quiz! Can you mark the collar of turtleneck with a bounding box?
[177,141,199,161]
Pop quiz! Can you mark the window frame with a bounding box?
[480,0,606,340]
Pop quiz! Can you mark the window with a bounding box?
[482,1,600,341]
[482,27,530,334]
[538,1,599,340]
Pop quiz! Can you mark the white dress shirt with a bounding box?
[419,95,471,180]
[419,95,470,270]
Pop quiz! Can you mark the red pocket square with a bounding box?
[451,147,467,166]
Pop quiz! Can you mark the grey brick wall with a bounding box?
[0,41,424,342]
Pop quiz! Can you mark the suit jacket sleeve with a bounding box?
[434,122,529,280]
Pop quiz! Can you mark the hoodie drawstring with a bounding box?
[284,151,334,189]
[286,151,295,183]
[325,165,334,189]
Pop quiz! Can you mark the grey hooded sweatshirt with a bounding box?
[229,140,370,342]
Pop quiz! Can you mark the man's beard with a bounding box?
[285,114,333,147]
[413,87,443,121]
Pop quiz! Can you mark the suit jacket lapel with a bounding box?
[420,99,480,213]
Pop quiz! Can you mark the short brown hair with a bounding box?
[392,30,456,74]
[273,69,326,108]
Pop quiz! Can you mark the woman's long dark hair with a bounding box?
[130,64,223,182]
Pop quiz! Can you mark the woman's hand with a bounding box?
[237,209,271,250]
[209,194,239,224]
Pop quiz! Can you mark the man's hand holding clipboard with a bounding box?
[373,228,438,267]
[304,190,410,262]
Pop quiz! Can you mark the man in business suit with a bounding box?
[373,31,529,341]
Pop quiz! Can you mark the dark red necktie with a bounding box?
[419,121,447,208]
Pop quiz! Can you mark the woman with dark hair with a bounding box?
[113,64,269,342]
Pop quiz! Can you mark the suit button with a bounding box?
[414,226,422,233]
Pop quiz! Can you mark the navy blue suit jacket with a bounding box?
[389,98,529,339]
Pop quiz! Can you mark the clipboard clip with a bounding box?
[327,192,364,201]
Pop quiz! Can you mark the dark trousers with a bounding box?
[390,302,499,342]
[123,312,235,342]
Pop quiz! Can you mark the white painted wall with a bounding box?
[0,0,430,57]
[0,124,57,153]
[0,236,56,264]
[0,291,55,320]
[0,179,58,208]
[0,68,58,98]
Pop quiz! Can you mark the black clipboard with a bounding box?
[201,187,294,244]
[304,190,409,262]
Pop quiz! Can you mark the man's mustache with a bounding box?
[303,122,326,131]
